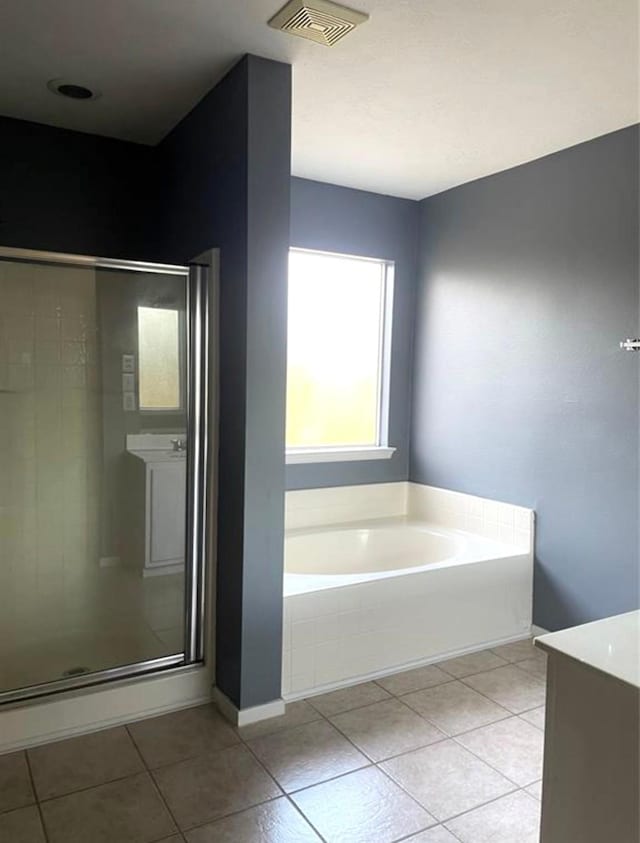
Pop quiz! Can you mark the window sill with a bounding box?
[286,446,396,465]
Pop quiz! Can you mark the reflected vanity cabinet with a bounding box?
[125,444,186,576]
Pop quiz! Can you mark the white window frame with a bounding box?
[285,247,396,465]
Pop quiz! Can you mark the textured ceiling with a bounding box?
[0,0,637,198]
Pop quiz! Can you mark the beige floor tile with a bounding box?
[307,682,390,716]
[128,703,239,768]
[185,797,321,842]
[438,649,508,678]
[292,766,435,842]
[519,705,545,730]
[445,790,541,842]
[490,639,538,663]
[381,739,514,821]
[375,665,452,696]
[462,666,546,714]
[0,805,46,843]
[330,698,445,761]
[402,680,510,736]
[238,701,322,741]
[405,826,459,842]
[40,771,176,843]
[247,719,368,793]
[28,726,144,799]
[0,751,34,813]
[525,780,542,800]
[455,716,544,786]
[152,744,280,830]
[515,655,547,680]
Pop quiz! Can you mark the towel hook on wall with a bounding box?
[620,338,640,351]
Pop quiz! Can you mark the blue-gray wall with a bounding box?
[411,125,639,631]
[287,177,419,490]
[157,55,291,708]
[0,115,153,259]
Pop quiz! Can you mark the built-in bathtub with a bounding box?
[282,482,534,698]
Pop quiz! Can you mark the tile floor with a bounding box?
[0,639,547,842]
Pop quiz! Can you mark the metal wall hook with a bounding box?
[620,338,640,352]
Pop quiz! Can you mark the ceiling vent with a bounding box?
[268,0,368,47]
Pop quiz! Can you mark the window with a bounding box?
[286,248,395,463]
[137,306,183,411]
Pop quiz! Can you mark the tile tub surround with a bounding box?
[285,481,534,552]
[0,644,544,841]
[285,482,408,531]
[283,483,534,698]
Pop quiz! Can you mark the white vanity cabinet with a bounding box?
[126,446,186,576]
[536,612,639,843]
[147,460,186,570]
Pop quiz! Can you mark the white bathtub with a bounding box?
[282,487,534,699]
[285,521,514,594]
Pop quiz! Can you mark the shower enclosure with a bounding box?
[0,247,210,705]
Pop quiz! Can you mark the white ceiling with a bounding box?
[1,0,637,199]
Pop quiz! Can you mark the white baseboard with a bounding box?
[283,630,532,702]
[531,625,550,637]
[213,687,285,727]
[0,666,214,753]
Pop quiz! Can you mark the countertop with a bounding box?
[127,449,187,464]
[535,610,639,689]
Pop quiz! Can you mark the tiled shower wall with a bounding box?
[0,260,100,640]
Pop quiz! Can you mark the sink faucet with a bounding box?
[170,437,187,452]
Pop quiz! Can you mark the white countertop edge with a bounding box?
[535,610,640,690]
[127,449,187,464]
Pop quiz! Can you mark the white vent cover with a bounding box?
[268,0,368,47]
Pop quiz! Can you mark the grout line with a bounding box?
[234,731,287,797]
[23,751,51,843]
[442,785,522,827]
[392,821,464,842]
[305,692,394,719]
[174,793,286,837]
[374,675,459,695]
[123,722,149,768]
[134,723,288,836]
[326,705,449,765]
[239,708,383,802]
[446,669,545,718]
[439,784,540,831]
[286,794,329,842]
[382,680,545,790]
[399,688,514,729]
[32,767,156,805]
[125,729,200,841]
[449,731,538,791]
[302,704,442,831]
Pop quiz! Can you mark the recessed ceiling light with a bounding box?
[269,0,369,47]
[47,78,101,101]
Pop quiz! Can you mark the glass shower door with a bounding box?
[0,250,208,702]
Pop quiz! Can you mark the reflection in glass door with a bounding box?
[0,249,208,703]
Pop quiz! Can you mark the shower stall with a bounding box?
[0,247,210,706]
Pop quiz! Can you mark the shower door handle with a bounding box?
[620,338,640,351]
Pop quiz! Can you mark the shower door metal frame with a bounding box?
[0,246,210,705]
